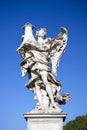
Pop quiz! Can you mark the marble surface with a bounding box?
[24,113,67,130]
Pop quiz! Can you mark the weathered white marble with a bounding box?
[16,22,70,113]
[24,113,67,130]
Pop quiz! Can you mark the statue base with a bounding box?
[24,113,67,130]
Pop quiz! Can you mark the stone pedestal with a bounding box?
[24,113,67,130]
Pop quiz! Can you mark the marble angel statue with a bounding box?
[16,22,70,113]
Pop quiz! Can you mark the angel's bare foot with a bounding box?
[52,102,57,108]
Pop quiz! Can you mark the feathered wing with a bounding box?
[50,27,68,77]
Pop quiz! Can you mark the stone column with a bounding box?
[24,113,67,130]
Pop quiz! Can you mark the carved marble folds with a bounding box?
[16,22,70,113]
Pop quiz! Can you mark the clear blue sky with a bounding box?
[0,0,87,129]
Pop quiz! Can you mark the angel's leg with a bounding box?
[35,83,43,109]
[40,70,56,108]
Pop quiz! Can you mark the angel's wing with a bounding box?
[50,27,68,77]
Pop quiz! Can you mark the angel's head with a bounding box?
[36,28,47,39]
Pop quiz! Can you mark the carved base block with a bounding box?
[24,113,67,130]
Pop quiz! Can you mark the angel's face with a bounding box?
[36,28,46,38]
